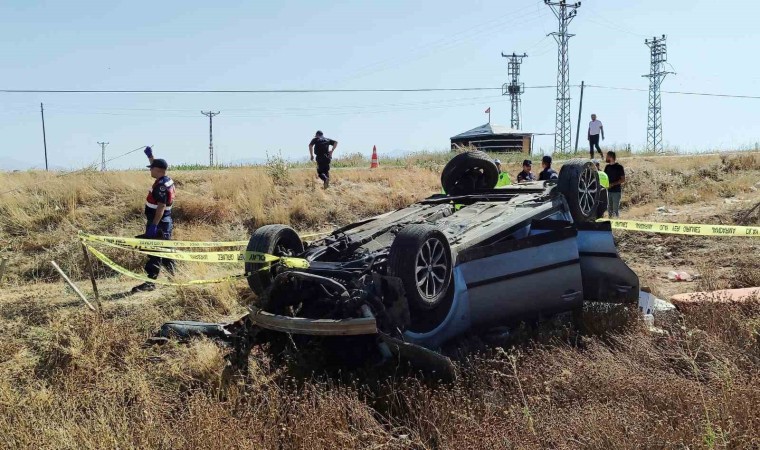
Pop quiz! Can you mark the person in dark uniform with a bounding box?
[538,155,558,181]
[308,130,338,188]
[516,159,535,182]
[132,146,176,293]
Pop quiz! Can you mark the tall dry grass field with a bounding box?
[0,152,758,449]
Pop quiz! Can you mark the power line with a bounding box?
[0,87,505,94]
[0,145,147,197]
[42,94,508,114]
[584,84,760,99]
[327,2,546,85]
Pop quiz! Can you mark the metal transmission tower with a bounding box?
[98,141,109,171]
[501,52,528,130]
[643,35,673,153]
[545,0,580,153]
[201,111,220,166]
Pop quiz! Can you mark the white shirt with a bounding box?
[589,119,603,135]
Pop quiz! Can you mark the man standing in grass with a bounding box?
[538,155,558,181]
[309,130,338,189]
[516,159,535,182]
[132,146,176,293]
[604,151,626,218]
[588,114,605,159]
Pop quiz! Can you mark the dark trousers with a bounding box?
[145,220,176,279]
[589,134,602,159]
[316,155,331,181]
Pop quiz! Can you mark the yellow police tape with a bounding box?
[79,230,331,249]
[603,219,760,237]
[84,244,248,286]
[80,230,314,285]
[86,236,279,263]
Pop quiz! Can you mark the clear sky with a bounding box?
[1,0,759,170]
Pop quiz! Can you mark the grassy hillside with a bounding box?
[0,151,758,449]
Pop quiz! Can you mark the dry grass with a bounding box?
[0,151,759,449]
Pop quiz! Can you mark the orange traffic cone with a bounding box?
[370,145,379,169]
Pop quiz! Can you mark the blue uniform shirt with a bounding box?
[145,175,175,223]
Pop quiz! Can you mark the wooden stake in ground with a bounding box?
[51,260,98,313]
[81,243,101,310]
[0,258,7,285]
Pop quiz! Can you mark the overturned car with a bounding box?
[158,152,638,376]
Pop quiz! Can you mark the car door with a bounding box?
[455,226,584,329]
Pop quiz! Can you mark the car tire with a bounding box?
[245,225,304,296]
[558,159,601,223]
[388,224,453,311]
[440,150,499,196]
[597,187,608,219]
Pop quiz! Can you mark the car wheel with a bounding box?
[558,159,600,223]
[597,187,608,219]
[388,224,453,311]
[440,150,499,196]
[245,225,304,296]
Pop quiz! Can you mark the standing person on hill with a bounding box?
[604,151,626,218]
[309,130,338,189]
[588,113,605,159]
[132,146,177,293]
[538,155,558,181]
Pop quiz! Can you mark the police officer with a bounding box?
[132,146,176,293]
[516,159,535,182]
[308,130,338,189]
[538,155,559,180]
[494,159,511,187]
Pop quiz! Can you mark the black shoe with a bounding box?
[323,178,330,189]
[131,282,156,293]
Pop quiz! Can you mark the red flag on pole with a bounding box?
[485,107,491,114]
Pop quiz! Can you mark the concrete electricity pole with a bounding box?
[501,52,528,130]
[40,103,49,171]
[201,110,220,166]
[98,141,109,171]
[643,35,673,153]
[545,0,581,153]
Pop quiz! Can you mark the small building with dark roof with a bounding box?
[450,123,532,154]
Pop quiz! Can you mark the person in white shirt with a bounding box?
[587,114,604,159]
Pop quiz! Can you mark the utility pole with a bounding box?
[501,52,528,130]
[40,103,49,171]
[201,111,220,166]
[98,142,109,171]
[574,80,585,153]
[643,35,673,153]
[545,0,581,154]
